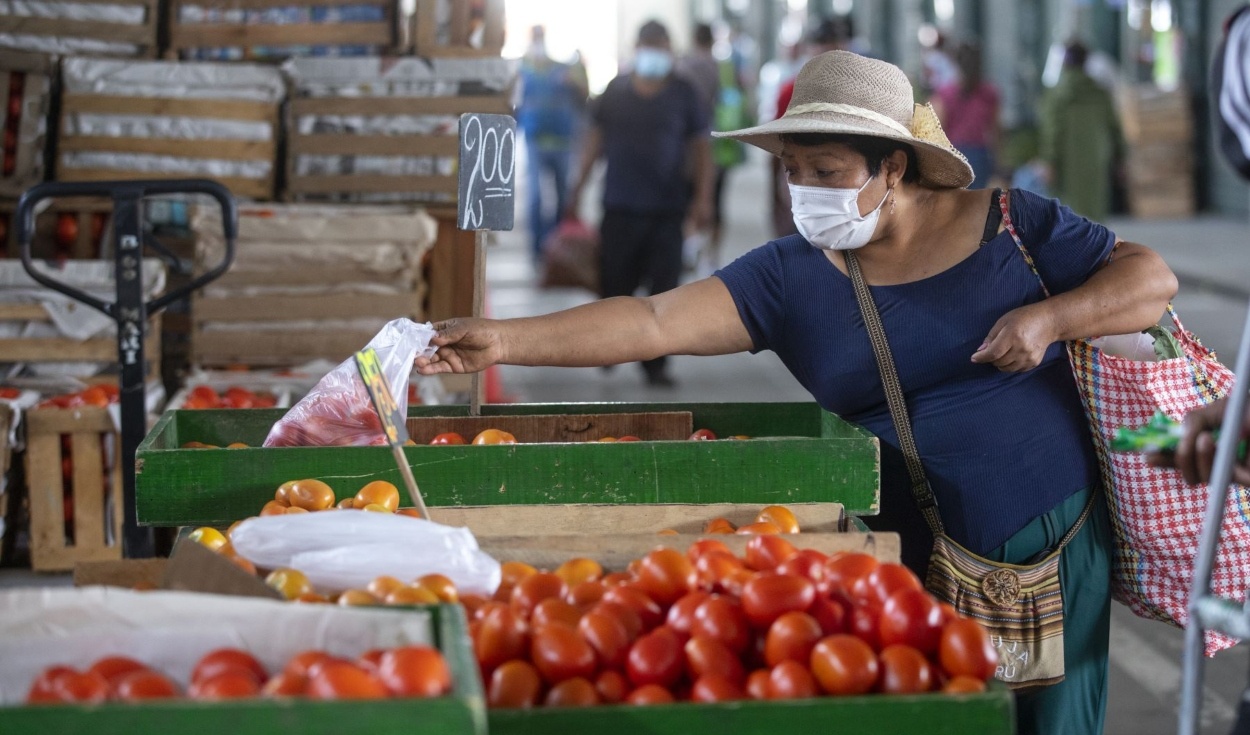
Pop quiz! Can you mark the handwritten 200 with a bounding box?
[461,115,516,230]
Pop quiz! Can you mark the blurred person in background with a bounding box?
[1039,42,1124,222]
[514,25,588,266]
[919,27,959,97]
[565,20,713,387]
[933,43,1000,189]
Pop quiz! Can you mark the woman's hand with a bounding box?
[971,304,1058,372]
[414,318,504,375]
[1147,398,1250,486]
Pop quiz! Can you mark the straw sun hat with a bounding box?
[714,50,974,189]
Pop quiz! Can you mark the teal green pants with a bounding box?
[983,486,1113,735]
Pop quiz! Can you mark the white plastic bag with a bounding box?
[263,318,437,447]
[230,511,501,596]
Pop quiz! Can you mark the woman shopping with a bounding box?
[417,51,1178,734]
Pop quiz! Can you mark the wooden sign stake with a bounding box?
[470,230,487,415]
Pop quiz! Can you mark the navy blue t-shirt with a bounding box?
[715,189,1113,569]
[592,73,708,214]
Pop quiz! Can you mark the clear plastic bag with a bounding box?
[230,511,501,596]
[263,318,437,447]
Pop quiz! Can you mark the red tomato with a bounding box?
[531,622,597,684]
[115,670,179,700]
[262,671,307,697]
[191,649,267,685]
[532,598,582,629]
[939,618,1000,681]
[472,429,517,445]
[665,591,711,636]
[54,213,78,248]
[775,549,828,585]
[691,674,745,702]
[626,626,684,688]
[735,521,782,535]
[820,552,880,598]
[285,650,335,679]
[488,660,542,708]
[578,608,632,669]
[601,586,664,630]
[544,676,600,707]
[684,635,745,686]
[744,535,798,571]
[49,670,110,703]
[745,668,771,700]
[851,563,923,609]
[848,602,883,651]
[87,656,147,687]
[740,574,816,628]
[566,580,607,609]
[378,646,451,697]
[810,635,880,696]
[686,539,731,562]
[625,683,675,705]
[764,611,823,667]
[689,429,717,440]
[877,644,935,694]
[595,669,629,703]
[511,573,568,617]
[938,602,960,625]
[190,670,262,700]
[767,660,819,699]
[809,597,848,636]
[943,674,988,694]
[879,588,944,655]
[691,596,752,653]
[26,666,74,703]
[430,432,466,445]
[306,661,388,700]
[635,548,695,606]
[593,601,644,641]
[695,550,747,591]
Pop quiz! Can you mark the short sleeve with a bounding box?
[713,242,788,353]
[1009,188,1117,294]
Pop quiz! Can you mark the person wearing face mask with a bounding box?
[563,19,714,387]
[416,52,1177,734]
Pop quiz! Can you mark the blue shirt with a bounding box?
[592,74,708,214]
[516,59,580,145]
[715,189,1113,568]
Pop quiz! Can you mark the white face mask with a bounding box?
[789,178,889,251]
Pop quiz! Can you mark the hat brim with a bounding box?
[713,110,975,190]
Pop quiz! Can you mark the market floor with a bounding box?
[496,150,1250,735]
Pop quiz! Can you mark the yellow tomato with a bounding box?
[337,589,380,606]
[355,481,401,512]
[471,429,517,445]
[414,573,459,603]
[265,568,313,600]
[554,557,603,587]
[367,575,407,599]
[756,505,801,534]
[286,479,336,511]
[500,561,539,589]
[188,527,227,552]
[386,586,440,605]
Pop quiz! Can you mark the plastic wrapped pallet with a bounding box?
[191,203,436,366]
[168,0,397,61]
[56,57,284,200]
[0,0,158,57]
[282,56,512,202]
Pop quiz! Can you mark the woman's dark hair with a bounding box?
[779,132,921,183]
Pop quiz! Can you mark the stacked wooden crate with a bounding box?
[1120,84,1195,218]
[0,50,53,198]
[0,0,159,58]
[410,0,505,57]
[189,203,436,367]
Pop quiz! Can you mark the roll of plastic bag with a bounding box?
[230,511,501,597]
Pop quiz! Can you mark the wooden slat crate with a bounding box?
[0,197,112,259]
[0,0,159,58]
[0,50,54,198]
[426,209,476,322]
[166,0,399,61]
[411,0,504,57]
[24,405,123,571]
[0,303,161,372]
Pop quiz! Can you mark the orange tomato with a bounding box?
[378,646,451,697]
[367,575,407,599]
[355,481,400,512]
[337,589,380,606]
[261,671,306,697]
[532,598,582,629]
[307,661,389,700]
[337,498,356,510]
[577,608,632,670]
[735,521,782,535]
[226,442,248,449]
[386,586,440,605]
[877,644,935,694]
[741,574,816,629]
[821,552,880,598]
[703,517,736,534]
[810,635,879,696]
[510,573,568,617]
[45,670,110,703]
[475,605,529,672]
[285,651,335,679]
[87,656,147,687]
[430,432,467,445]
[764,611,824,667]
[414,573,458,603]
[744,534,798,571]
[285,506,310,515]
[565,580,607,609]
[264,568,314,600]
[295,592,330,603]
[79,386,111,408]
[756,505,800,533]
[745,669,771,700]
[472,429,517,445]
[285,479,336,511]
[260,500,288,517]
[554,557,603,587]
[634,549,695,606]
[500,561,539,589]
[686,538,732,561]
[600,586,664,631]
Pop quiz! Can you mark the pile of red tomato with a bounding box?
[26,646,452,704]
[466,539,998,708]
[35,384,119,410]
[181,385,278,410]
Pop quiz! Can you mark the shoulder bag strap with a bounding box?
[843,250,946,538]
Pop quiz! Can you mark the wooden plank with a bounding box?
[58,136,275,162]
[429,502,846,536]
[206,264,406,288]
[169,22,391,49]
[192,328,386,366]
[195,292,417,322]
[480,0,506,51]
[289,133,459,157]
[61,94,278,122]
[413,0,438,56]
[171,0,384,8]
[70,433,107,553]
[290,95,509,118]
[27,407,114,435]
[425,212,476,322]
[56,169,272,200]
[74,558,167,588]
[0,333,161,364]
[0,303,51,321]
[406,412,694,444]
[24,429,65,570]
[284,174,456,195]
[0,16,153,45]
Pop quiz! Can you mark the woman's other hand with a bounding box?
[1147,398,1250,486]
[971,304,1057,372]
[415,318,503,375]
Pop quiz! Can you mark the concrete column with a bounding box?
[890,0,924,79]
[983,0,1020,127]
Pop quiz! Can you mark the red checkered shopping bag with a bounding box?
[1002,195,1248,655]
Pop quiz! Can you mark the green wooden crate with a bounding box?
[135,403,880,527]
[0,603,487,735]
[488,687,1015,735]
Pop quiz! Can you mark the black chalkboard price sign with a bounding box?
[457,112,516,232]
